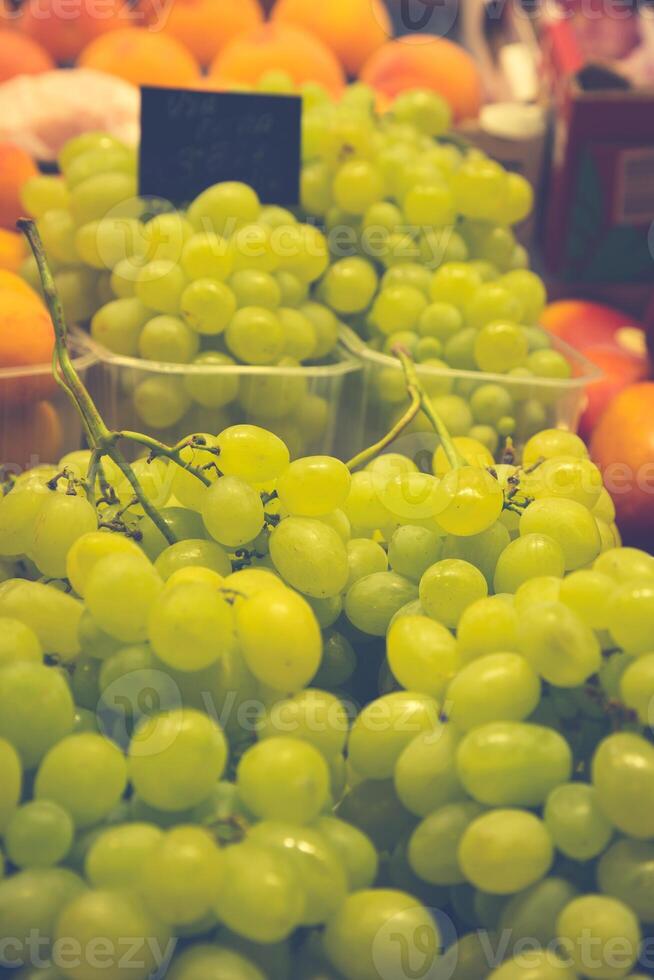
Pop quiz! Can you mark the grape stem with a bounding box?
[346,385,421,472]
[18,219,215,545]
[394,348,464,471]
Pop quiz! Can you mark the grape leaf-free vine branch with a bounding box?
[18,219,221,548]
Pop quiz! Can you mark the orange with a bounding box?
[591,383,654,544]
[0,230,26,273]
[0,144,38,231]
[360,35,483,122]
[78,27,200,86]
[161,0,262,67]
[0,290,54,369]
[0,400,63,472]
[0,29,53,82]
[210,23,346,97]
[18,0,132,62]
[0,270,43,305]
[273,0,392,75]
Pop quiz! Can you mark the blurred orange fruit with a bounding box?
[18,0,132,62]
[0,29,53,82]
[0,289,54,368]
[78,27,200,86]
[273,0,392,75]
[0,230,27,273]
[209,22,346,96]
[360,35,483,121]
[159,0,262,67]
[0,400,63,471]
[0,144,38,231]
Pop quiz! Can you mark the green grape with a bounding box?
[133,375,190,428]
[66,531,145,598]
[35,733,127,828]
[64,145,135,188]
[0,579,83,660]
[405,182,456,227]
[148,580,234,672]
[0,662,74,769]
[415,336,444,361]
[38,209,78,264]
[382,262,432,294]
[594,546,654,582]
[183,351,240,408]
[70,656,101,710]
[0,484,49,556]
[138,314,200,363]
[556,895,641,980]
[377,470,441,522]
[0,867,86,968]
[85,823,163,889]
[466,283,523,330]
[129,709,227,811]
[21,174,70,217]
[388,524,442,581]
[518,601,601,686]
[0,617,42,668]
[493,533,565,593]
[469,383,514,424]
[90,297,151,356]
[275,270,309,307]
[180,278,237,335]
[181,231,234,280]
[0,736,21,834]
[433,467,504,536]
[597,838,654,924]
[430,262,482,308]
[419,558,488,627]
[167,943,266,980]
[311,628,355,684]
[140,826,223,926]
[464,221,516,269]
[322,257,377,314]
[217,424,290,482]
[28,492,96,579]
[5,800,73,869]
[500,876,578,950]
[236,586,321,691]
[301,159,333,216]
[315,816,378,891]
[248,821,347,925]
[225,306,285,364]
[473,321,528,374]
[135,260,187,314]
[457,721,572,807]
[258,688,348,760]
[345,571,418,635]
[371,285,427,334]
[544,783,613,861]
[514,576,562,612]
[75,215,144,270]
[277,456,351,517]
[453,157,509,222]
[387,614,460,698]
[592,733,654,840]
[459,809,553,894]
[110,257,138,297]
[394,723,466,817]
[154,538,231,581]
[237,736,329,823]
[188,181,260,235]
[333,160,385,215]
[620,653,654,725]
[346,538,388,587]
[523,324,552,352]
[141,211,193,265]
[69,172,136,225]
[213,841,303,943]
[55,889,171,980]
[270,517,348,598]
[85,553,163,643]
[607,580,654,655]
[276,223,329,283]
[231,222,279,274]
[522,428,588,467]
[278,307,317,360]
[390,89,451,135]
[558,569,615,630]
[348,691,439,780]
[409,801,485,885]
[487,951,576,980]
[441,521,510,589]
[443,326,477,369]
[520,498,601,571]
[447,653,540,730]
[503,171,534,225]
[457,595,518,661]
[527,348,572,379]
[201,475,264,547]
[323,889,441,980]
[525,453,603,507]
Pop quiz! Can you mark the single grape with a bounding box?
[607,580,654,656]
[447,652,540,730]
[66,530,146,598]
[348,691,439,780]
[346,571,418,635]
[458,809,553,894]
[409,800,485,886]
[322,257,377,314]
[85,823,163,889]
[387,614,460,698]
[0,662,74,769]
[333,160,385,215]
[0,579,83,660]
[594,546,654,583]
[133,375,190,429]
[597,838,654,925]
[559,569,615,630]
[85,553,163,643]
[5,801,73,869]
[0,617,42,668]
[167,944,266,980]
[456,595,518,662]
[90,297,151,356]
[35,733,126,828]
[518,601,601,686]
[225,306,285,364]
[433,467,504,537]
[394,722,466,817]
[180,278,237,335]
[0,867,86,968]
[181,231,234,280]
[140,826,224,926]
[493,533,565,593]
[522,428,588,468]
[187,181,260,235]
[487,951,576,980]
[556,895,641,980]
[270,517,348,599]
[148,580,234,672]
[419,559,488,628]
[592,733,654,840]
[544,783,613,861]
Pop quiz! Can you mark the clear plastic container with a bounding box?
[82,334,364,460]
[0,337,97,476]
[339,326,601,461]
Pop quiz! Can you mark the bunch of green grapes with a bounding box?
[0,414,653,979]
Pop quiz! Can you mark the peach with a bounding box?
[0,143,38,231]
[360,34,483,122]
[18,0,132,63]
[160,0,262,67]
[0,400,63,472]
[209,23,346,97]
[272,0,392,75]
[0,29,53,82]
[78,27,200,87]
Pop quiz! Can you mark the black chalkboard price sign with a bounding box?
[139,86,302,207]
